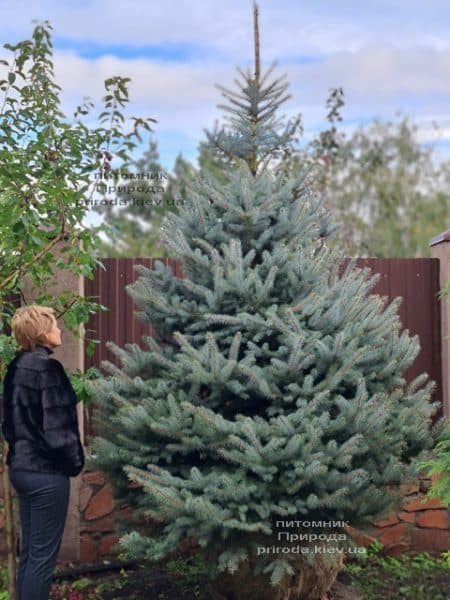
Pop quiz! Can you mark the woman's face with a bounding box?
[43,316,62,348]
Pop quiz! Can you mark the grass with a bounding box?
[340,542,450,600]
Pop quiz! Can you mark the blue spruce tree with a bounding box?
[89,4,446,598]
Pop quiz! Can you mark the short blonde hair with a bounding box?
[11,305,56,352]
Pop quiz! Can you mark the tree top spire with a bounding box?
[253,1,260,84]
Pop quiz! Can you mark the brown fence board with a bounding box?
[84,257,443,439]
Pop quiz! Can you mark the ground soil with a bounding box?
[50,557,450,600]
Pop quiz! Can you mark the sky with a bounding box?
[1,1,450,178]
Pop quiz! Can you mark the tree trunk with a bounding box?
[1,441,18,600]
[207,545,344,600]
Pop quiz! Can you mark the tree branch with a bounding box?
[0,232,64,291]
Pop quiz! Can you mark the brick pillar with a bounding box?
[21,235,85,561]
[430,228,450,420]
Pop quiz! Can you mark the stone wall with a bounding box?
[347,473,449,556]
[69,466,449,566]
[2,463,448,567]
[79,469,122,563]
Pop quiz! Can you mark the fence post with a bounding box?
[20,235,85,561]
[430,228,450,420]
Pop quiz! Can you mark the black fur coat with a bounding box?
[1,344,85,477]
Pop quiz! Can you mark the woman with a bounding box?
[1,304,85,600]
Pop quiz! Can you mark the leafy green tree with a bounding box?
[305,115,450,257]
[418,283,450,507]
[419,430,450,507]
[0,20,153,598]
[96,136,167,258]
[95,138,199,258]
[88,5,446,599]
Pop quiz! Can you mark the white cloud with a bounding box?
[1,1,450,168]
[42,44,450,125]
[2,0,450,60]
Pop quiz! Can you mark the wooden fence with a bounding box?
[83,257,443,440]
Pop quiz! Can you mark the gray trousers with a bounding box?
[8,468,70,600]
